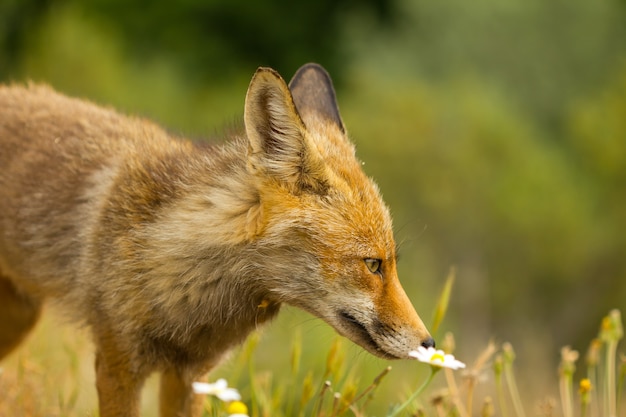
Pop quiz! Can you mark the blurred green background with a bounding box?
[2,0,625,411]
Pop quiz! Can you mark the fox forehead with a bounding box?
[314,129,396,259]
[325,186,396,261]
[260,155,396,261]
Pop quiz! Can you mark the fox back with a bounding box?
[0,64,433,417]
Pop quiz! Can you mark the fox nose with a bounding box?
[421,337,436,349]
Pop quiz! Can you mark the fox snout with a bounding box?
[330,280,434,360]
[337,309,435,359]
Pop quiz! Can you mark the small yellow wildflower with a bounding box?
[578,378,592,395]
[226,400,249,416]
[579,378,592,407]
[599,309,623,343]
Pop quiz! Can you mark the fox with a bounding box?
[0,63,434,417]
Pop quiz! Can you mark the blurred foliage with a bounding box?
[345,0,626,132]
[1,0,625,398]
[0,0,396,82]
[0,0,51,77]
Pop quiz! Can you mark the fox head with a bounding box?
[244,63,434,359]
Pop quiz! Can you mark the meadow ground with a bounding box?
[1,277,622,417]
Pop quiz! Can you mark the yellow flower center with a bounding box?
[227,401,248,414]
[579,378,592,394]
[431,353,445,362]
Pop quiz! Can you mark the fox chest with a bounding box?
[138,301,281,369]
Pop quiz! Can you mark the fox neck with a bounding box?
[99,139,293,346]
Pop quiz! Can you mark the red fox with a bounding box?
[0,64,433,417]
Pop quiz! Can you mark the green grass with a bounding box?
[1,275,623,417]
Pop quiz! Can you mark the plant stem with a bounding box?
[504,359,526,417]
[342,366,391,414]
[247,346,259,417]
[618,354,626,417]
[587,365,599,417]
[581,396,589,417]
[329,392,341,417]
[494,356,509,417]
[387,367,437,417]
[444,368,468,417]
[606,340,617,417]
[559,370,573,417]
[466,376,476,417]
[315,380,332,417]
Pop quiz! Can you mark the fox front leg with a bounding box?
[94,331,148,417]
[159,367,206,417]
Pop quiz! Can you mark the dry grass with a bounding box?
[1,291,623,417]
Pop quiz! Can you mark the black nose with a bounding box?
[421,337,436,349]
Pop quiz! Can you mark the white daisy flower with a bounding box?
[408,346,466,370]
[192,378,242,402]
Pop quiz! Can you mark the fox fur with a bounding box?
[0,63,433,417]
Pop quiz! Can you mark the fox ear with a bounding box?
[288,63,345,134]
[245,67,328,193]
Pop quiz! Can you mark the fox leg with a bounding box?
[0,276,41,359]
[159,367,207,417]
[94,329,148,417]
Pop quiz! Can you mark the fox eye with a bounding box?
[364,258,382,274]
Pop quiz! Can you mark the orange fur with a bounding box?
[0,64,433,417]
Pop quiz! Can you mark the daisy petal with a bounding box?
[217,388,242,402]
[192,382,213,395]
[192,379,242,402]
[408,346,466,370]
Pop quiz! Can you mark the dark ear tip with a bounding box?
[296,63,330,75]
[288,63,345,133]
[289,63,331,89]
